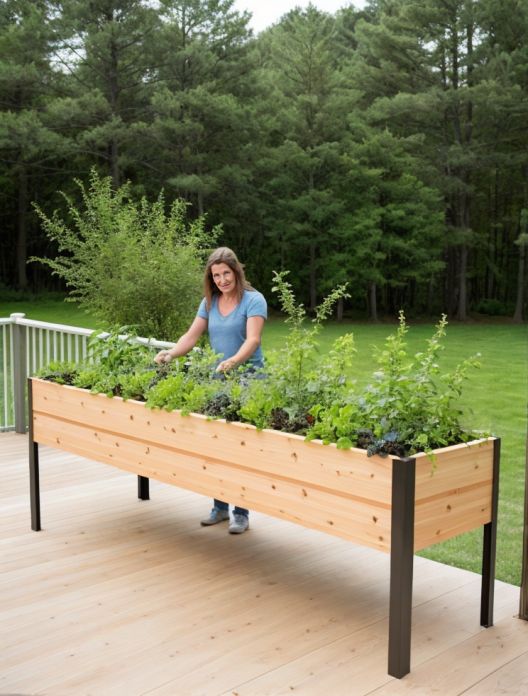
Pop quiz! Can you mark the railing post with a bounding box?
[11,313,27,433]
[520,435,528,620]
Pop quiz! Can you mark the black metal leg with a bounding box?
[481,438,500,627]
[28,379,41,531]
[388,457,416,679]
[29,440,41,531]
[138,475,150,500]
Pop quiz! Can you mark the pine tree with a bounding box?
[0,0,66,288]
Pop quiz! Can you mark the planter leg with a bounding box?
[28,380,41,531]
[29,440,41,531]
[481,438,500,627]
[138,475,150,500]
[388,457,416,679]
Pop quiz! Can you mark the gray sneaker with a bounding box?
[200,507,230,526]
[229,513,249,534]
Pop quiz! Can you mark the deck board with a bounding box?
[0,432,524,696]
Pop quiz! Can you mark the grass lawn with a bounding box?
[0,297,100,329]
[1,297,527,586]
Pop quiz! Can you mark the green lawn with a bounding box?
[0,297,100,329]
[2,298,527,586]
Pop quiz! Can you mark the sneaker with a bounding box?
[200,507,230,526]
[229,513,249,534]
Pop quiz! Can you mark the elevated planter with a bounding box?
[28,377,500,679]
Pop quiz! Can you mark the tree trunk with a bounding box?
[369,281,378,322]
[109,28,120,188]
[309,240,316,312]
[308,167,316,312]
[457,245,468,320]
[514,168,528,322]
[16,165,28,289]
[452,16,473,323]
[487,169,499,299]
[445,247,458,316]
[513,240,526,323]
[427,276,435,314]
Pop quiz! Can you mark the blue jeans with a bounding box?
[210,366,262,519]
[214,499,248,517]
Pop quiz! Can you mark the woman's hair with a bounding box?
[203,247,253,310]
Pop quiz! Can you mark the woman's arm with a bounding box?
[216,316,265,372]
[154,316,208,364]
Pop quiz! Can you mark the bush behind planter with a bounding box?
[37,275,485,458]
[31,169,219,341]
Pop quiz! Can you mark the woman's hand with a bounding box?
[154,349,173,365]
[216,358,237,372]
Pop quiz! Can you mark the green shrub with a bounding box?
[32,169,219,340]
[474,298,513,316]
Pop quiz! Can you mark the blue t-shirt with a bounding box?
[197,289,267,368]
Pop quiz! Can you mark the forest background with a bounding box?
[1,0,528,322]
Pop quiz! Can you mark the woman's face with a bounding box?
[211,262,236,295]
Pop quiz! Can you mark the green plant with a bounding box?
[238,271,350,431]
[474,298,513,316]
[36,361,78,385]
[307,313,482,455]
[145,346,220,414]
[86,328,152,373]
[238,373,284,430]
[32,169,220,340]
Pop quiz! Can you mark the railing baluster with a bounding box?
[39,328,44,372]
[32,327,37,375]
[2,325,8,429]
[0,315,174,431]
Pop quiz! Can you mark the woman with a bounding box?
[154,247,267,534]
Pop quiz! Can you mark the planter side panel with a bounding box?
[32,383,392,552]
[31,380,393,504]
[413,441,494,551]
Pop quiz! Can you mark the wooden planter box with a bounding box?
[28,377,500,679]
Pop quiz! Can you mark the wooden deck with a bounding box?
[1,432,526,696]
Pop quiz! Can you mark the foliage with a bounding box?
[145,346,221,415]
[37,361,78,386]
[36,287,482,457]
[475,298,514,316]
[236,271,351,431]
[37,328,156,399]
[306,312,482,455]
[274,270,350,398]
[32,169,219,340]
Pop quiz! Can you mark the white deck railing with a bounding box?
[0,314,174,433]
